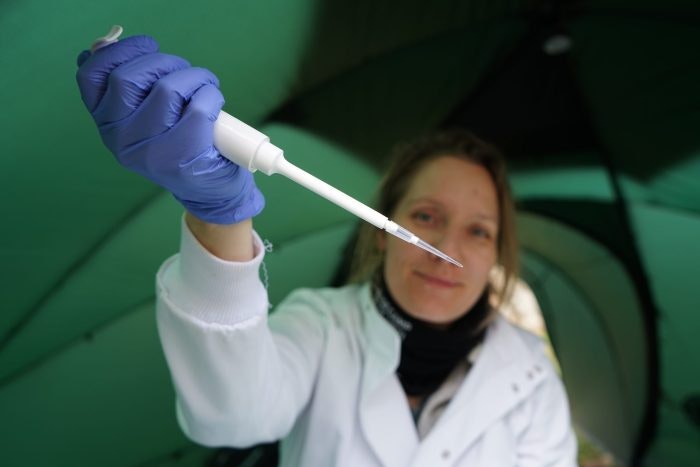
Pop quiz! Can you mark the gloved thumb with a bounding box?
[76,35,159,113]
[76,50,91,67]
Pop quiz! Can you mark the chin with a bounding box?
[407,300,463,324]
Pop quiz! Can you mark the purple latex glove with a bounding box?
[76,35,264,224]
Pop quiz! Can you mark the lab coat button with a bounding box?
[527,371,534,380]
[441,449,451,460]
[534,364,542,373]
[512,383,519,392]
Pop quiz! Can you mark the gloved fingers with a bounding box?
[119,67,220,146]
[107,79,226,178]
[91,52,191,126]
[76,35,159,113]
[170,82,227,168]
[76,50,91,67]
[178,81,226,131]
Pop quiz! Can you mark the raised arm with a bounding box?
[75,35,324,446]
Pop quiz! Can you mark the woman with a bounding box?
[77,35,577,466]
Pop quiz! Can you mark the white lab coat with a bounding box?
[156,223,577,466]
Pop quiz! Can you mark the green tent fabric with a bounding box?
[2,0,699,466]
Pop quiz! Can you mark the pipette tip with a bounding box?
[416,239,463,268]
[383,220,462,268]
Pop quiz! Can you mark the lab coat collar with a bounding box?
[418,315,549,462]
[358,283,419,466]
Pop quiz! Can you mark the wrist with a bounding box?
[175,182,265,225]
[184,212,255,262]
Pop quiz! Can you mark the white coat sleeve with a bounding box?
[516,350,578,467]
[155,218,327,448]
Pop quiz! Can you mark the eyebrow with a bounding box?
[471,213,498,222]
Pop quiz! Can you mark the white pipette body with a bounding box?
[212,112,463,268]
[213,112,385,225]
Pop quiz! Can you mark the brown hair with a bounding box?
[348,128,519,308]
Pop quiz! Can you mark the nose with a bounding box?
[428,228,463,265]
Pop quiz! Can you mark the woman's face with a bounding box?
[379,156,499,325]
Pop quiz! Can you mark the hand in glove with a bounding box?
[76,35,264,224]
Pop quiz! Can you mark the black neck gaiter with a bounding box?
[371,275,490,397]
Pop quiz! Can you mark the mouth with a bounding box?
[414,271,462,288]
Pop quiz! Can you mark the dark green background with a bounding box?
[1,1,698,465]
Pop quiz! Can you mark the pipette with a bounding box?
[88,26,462,268]
[213,113,463,268]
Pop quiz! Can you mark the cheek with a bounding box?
[477,243,498,265]
[471,249,498,283]
[383,236,419,276]
[383,237,404,272]
[457,240,496,276]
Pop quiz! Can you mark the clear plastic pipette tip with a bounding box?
[414,238,463,268]
[384,221,463,268]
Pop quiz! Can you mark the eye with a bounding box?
[411,209,439,226]
[470,225,493,239]
[413,211,434,223]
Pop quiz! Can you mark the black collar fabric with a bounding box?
[371,275,490,397]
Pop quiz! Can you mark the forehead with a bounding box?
[401,156,499,218]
